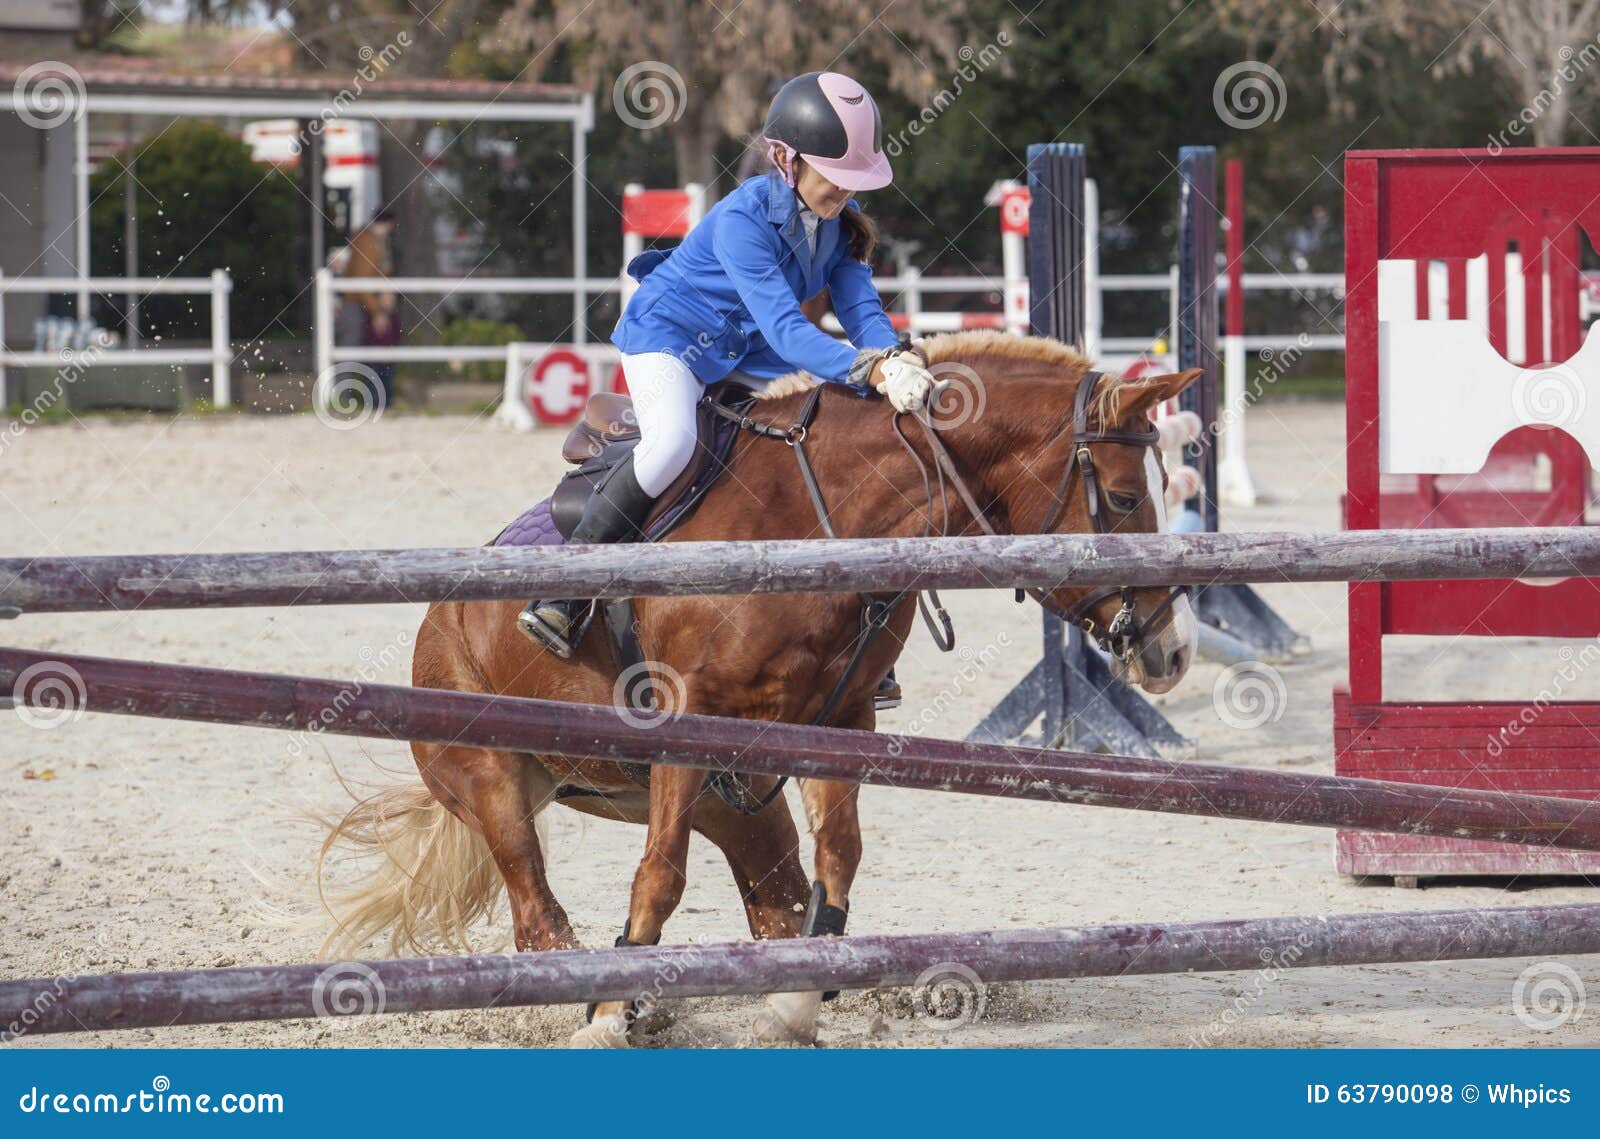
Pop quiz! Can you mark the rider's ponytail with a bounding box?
[840,203,878,264]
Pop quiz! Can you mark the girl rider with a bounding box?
[519,71,938,658]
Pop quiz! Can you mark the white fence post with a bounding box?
[495,342,536,431]
[1085,179,1101,359]
[619,183,644,316]
[314,268,333,386]
[1218,334,1255,507]
[0,269,8,410]
[210,269,232,409]
[902,264,921,334]
[1166,266,1180,361]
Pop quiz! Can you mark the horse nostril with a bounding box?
[1168,647,1186,674]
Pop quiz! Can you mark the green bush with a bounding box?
[90,121,298,342]
[438,318,524,383]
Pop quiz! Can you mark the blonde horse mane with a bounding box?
[754,329,1127,423]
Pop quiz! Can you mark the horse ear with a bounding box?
[1110,368,1204,422]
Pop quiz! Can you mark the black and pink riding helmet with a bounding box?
[763,72,893,192]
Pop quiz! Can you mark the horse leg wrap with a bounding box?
[801,881,849,1001]
[585,919,661,1025]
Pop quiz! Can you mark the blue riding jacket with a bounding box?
[611,174,899,385]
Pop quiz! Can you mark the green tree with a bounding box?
[491,0,974,195]
[90,120,299,341]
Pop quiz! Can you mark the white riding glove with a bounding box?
[873,353,937,413]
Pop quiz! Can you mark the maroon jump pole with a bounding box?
[6,903,1599,1037]
[5,646,1600,852]
[3,526,1600,613]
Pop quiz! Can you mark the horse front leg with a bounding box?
[753,706,869,1045]
[570,763,704,1048]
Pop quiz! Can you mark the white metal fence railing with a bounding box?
[316,267,1345,384]
[0,271,233,409]
[312,269,1019,386]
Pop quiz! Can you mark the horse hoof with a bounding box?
[752,991,821,1045]
[570,1012,631,1049]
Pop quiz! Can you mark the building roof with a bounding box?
[0,55,585,104]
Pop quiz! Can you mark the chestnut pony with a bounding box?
[319,331,1200,1046]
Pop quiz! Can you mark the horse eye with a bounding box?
[1106,491,1141,513]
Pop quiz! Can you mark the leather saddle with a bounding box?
[549,383,750,540]
[540,378,880,818]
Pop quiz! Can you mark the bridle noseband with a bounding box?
[1048,370,1191,660]
[910,369,1190,665]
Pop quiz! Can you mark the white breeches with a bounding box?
[621,352,724,497]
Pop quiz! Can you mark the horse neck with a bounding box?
[794,365,1071,541]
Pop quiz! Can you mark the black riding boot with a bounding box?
[518,456,656,658]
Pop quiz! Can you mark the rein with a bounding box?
[701,367,1186,811]
[702,384,914,813]
[901,370,1189,662]
[710,384,944,709]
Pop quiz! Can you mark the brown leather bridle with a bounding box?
[906,369,1190,664]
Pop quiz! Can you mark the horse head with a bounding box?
[1049,366,1202,693]
[922,334,1202,695]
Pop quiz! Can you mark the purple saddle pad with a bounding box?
[492,498,564,547]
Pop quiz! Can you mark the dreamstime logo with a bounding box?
[1212,661,1287,730]
[613,61,687,130]
[926,362,987,429]
[312,962,386,1019]
[1486,638,1600,757]
[884,631,1012,757]
[12,61,85,129]
[1487,33,1600,154]
[313,362,384,430]
[883,31,1011,157]
[0,341,107,457]
[272,31,411,154]
[1212,62,1286,130]
[911,962,987,1030]
[0,975,74,1043]
[612,660,687,729]
[1188,934,1314,1047]
[1511,362,1586,430]
[284,631,412,759]
[1513,961,1586,1031]
[10,661,87,730]
[1190,334,1314,452]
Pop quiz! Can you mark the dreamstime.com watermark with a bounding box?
[1187,934,1313,1046]
[911,962,988,1029]
[1513,961,1587,1031]
[1,342,107,454]
[283,34,412,155]
[624,940,712,1030]
[16,1077,284,1116]
[884,32,1011,158]
[1181,335,1312,459]
[612,659,688,730]
[1511,361,1586,432]
[1487,33,1600,154]
[926,362,987,429]
[884,632,1013,756]
[11,60,86,129]
[1211,660,1288,730]
[7,660,87,730]
[1484,636,1600,758]
[312,362,386,430]
[1213,61,1286,130]
[613,61,687,131]
[2,975,77,1043]
[283,633,412,758]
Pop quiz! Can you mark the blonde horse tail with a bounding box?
[315,782,507,958]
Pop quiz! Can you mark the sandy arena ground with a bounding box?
[5,398,1599,1048]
